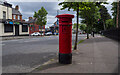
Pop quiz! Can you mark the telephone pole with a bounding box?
[116,0,119,28]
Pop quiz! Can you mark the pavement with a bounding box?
[30,35,118,74]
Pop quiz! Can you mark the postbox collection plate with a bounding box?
[62,25,71,33]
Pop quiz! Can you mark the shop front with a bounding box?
[20,23,29,36]
[0,20,15,36]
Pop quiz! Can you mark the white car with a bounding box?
[39,33,44,36]
[31,32,40,36]
[45,32,52,35]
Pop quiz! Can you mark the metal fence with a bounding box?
[102,28,120,41]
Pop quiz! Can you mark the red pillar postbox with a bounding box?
[56,14,74,64]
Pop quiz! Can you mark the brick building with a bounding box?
[28,17,45,35]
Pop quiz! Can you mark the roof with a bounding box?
[0,2,12,8]
[28,18,37,23]
[50,25,54,27]
[50,25,59,28]
[12,8,22,15]
[21,21,29,24]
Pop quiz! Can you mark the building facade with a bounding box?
[28,17,45,35]
[12,5,29,36]
[0,2,13,36]
[49,21,59,35]
[50,25,59,35]
[0,2,29,36]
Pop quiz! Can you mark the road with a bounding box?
[2,34,87,73]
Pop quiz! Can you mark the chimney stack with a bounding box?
[29,17,32,20]
[15,5,19,10]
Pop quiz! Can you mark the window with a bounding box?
[14,15,16,19]
[22,25,28,32]
[39,26,44,29]
[34,26,35,31]
[39,26,41,29]
[4,24,13,32]
[18,16,20,20]
[3,11,6,19]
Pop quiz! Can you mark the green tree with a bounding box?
[80,24,87,32]
[111,2,117,28]
[94,19,104,32]
[99,5,111,30]
[59,1,107,50]
[73,23,80,29]
[112,1,119,28]
[105,19,114,29]
[59,2,82,50]
[79,2,101,38]
[34,7,48,36]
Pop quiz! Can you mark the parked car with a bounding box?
[45,32,52,36]
[31,32,40,36]
[83,32,86,34]
[39,33,44,36]
[79,32,82,34]
[54,33,59,35]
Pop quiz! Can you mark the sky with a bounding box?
[4,0,114,28]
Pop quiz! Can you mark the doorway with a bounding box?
[15,25,19,36]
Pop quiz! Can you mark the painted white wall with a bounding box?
[0,23,3,36]
[0,4,13,36]
[0,5,2,19]
[19,25,29,35]
[0,23,15,36]
[0,5,12,19]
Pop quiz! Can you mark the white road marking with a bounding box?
[43,56,47,58]
[0,44,5,46]
[2,40,19,43]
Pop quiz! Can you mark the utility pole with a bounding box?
[54,10,59,35]
[118,1,120,28]
[57,10,59,33]
[116,0,119,28]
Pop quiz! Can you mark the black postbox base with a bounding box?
[59,53,72,64]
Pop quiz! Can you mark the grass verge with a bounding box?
[72,39,85,49]
[77,40,84,45]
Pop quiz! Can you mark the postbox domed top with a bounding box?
[56,14,74,18]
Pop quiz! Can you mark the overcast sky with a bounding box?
[5,1,113,28]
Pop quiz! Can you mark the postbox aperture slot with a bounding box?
[62,21,69,23]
